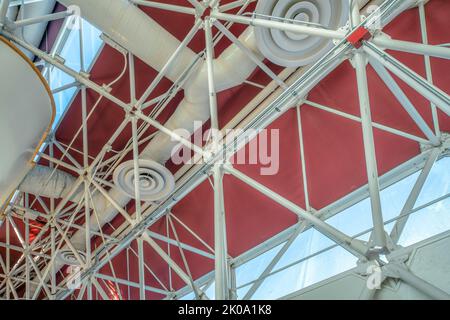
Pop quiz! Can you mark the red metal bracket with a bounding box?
[347,27,372,49]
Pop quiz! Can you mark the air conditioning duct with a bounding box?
[253,0,349,67]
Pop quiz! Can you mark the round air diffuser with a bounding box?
[58,249,86,266]
[113,159,175,201]
[254,0,349,67]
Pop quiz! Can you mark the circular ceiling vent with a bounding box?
[58,249,86,266]
[254,0,349,67]
[113,159,175,201]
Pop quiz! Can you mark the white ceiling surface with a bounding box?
[0,38,53,209]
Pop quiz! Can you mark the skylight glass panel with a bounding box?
[414,157,450,208]
[48,18,102,128]
[274,228,334,271]
[399,197,450,247]
[236,243,285,286]
[251,246,357,300]
[326,197,372,238]
[226,156,450,300]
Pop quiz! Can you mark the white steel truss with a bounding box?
[0,0,449,300]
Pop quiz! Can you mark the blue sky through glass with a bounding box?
[49,19,102,128]
[179,156,449,300]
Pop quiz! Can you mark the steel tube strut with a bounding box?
[389,147,441,244]
[369,59,439,146]
[363,42,450,116]
[211,11,345,40]
[372,36,450,61]
[224,164,368,257]
[384,263,450,300]
[352,4,387,250]
[205,17,230,300]
[14,0,427,299]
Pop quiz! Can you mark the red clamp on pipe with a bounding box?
[347,27,372,49]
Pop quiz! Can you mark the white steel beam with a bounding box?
[213,164,229,300]
[127,243,169,293]
[372,35,450,61]
[205,16,230,300]
[0,0,9,26]
[94,273,169,296]
[243,220,309,300]
[418,2,440,136]
[136,20,202,107]
[141,233,207,299]
[389,147,441,244]
[3,0,445,300]
[173,141,450,299]
[10,10,72,29]
[363,42,450,116]
[91,277,110,300]
[130,0,197,16]
[352,2,387,250]
[211,11,345,40]
[224,164,368,257]
[369,59,440,146]
[147,231,214,260]
[80,19,92,296]
[383,263,450,300]
[213,19,287,89]
[304,99,431,145]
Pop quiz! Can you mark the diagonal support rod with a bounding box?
[224,164,368,257]
[389,147,441,244]
[352,1,387,250]
[141,232,208,299]
[205,17,231,300]
[363,41,450,116]
[369,58,440,146]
